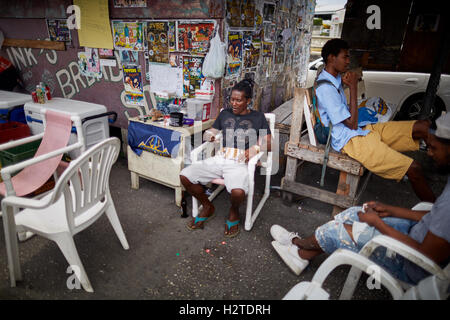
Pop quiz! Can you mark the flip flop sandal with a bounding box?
[224,219,240,238]
[186,213,215,231]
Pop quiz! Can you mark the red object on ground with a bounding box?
[0,121,31,144]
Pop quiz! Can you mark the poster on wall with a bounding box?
[169,53,184,68]
[78,48,102,79]
[241,0,256,28]
[263,2,276,23]
[226,0,242,27]
[226,31,242,78]
[168,21,177,52]
[148,64,184,97]
[123,65,144,105]
[183,56,204,98]
[146,21,169,64]
[226,0,255,28]
[113,0,147,7]
[177,22,215,55]
[119,49,139,65]
[99,49,116,67]
[243,31,260,70]
[46,19,71,43]
[263,22,276,41]
[112,21,144,51]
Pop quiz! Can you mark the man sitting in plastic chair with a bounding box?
[270,113,450,285]
[180,79,272,238]
[315,38,435,203]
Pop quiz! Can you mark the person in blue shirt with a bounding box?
[314,38,435,203]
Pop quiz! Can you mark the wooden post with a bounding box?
[281,87,305,201]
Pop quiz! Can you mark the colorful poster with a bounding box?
[183,56,204,98]
[275,45,285,65]
[241,0,256,28]
[99,49,116,67]
[123,66,144,105]
[169,53,184,68]
[46,19,71,43]
[226,32,242,78]
[112,21,144,51]
[113,0,147,7]
[168,21,177,52]
[243,31,260,69]
[78,50,102,78]
[146,21,169,63]
[226,0,241,27]
[262,41,273,57]
[177,22,215,55]
[119,49,139,65]
[86,48,100,74]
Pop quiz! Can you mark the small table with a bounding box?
[127,117,214,206]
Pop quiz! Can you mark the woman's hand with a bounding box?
[240,145,260,163]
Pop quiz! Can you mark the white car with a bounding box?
[306,58,450,120]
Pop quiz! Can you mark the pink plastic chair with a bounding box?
[0,110,75,197]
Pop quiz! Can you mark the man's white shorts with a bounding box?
[180,156,249,194]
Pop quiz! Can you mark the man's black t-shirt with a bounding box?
[212,108,271,150]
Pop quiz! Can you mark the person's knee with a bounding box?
[180,174,192,187]
[230,188,246,199]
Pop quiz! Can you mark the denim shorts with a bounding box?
[314,206,417,284]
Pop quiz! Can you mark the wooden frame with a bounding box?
[280,87,370,216]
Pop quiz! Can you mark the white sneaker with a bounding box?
[270,224,300,246]
[272,241,309,276]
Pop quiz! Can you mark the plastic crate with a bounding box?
[0,121,31,144]
[0,139,41,168]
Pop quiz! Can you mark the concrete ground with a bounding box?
[0,148,446,300]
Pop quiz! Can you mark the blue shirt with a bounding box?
[315,70,369,152]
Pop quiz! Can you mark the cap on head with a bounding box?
[435,112,450,140]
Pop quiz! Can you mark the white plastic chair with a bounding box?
[190,113,275,231]
[0,109,85,241]
[1,137,129,292]
[283,202,449,300]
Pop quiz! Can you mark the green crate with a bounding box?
[0,139,42,168]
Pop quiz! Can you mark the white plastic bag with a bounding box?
[202,32,226,79]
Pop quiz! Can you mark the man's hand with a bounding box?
[358,207,383,227]
[364,201,390,217]
[342,71,359,88]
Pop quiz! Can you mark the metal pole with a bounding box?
[421,21,450,119]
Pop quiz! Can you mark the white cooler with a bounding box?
[0,90,32,123]
[24,97,116,159]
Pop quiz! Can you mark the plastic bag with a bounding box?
[202,32,226,79]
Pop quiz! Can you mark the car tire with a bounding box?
[395,94,445,121]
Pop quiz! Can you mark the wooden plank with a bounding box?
[288,88,305,144]
[3,38,65,51]
[283,88,305,183]
[285,143,364,176]
[282,179,354,208]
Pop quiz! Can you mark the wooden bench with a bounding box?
[280,87,371,216]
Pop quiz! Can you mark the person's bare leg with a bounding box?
[180,175,215,228]
[406,161,436,202]
[225,188,245,236]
